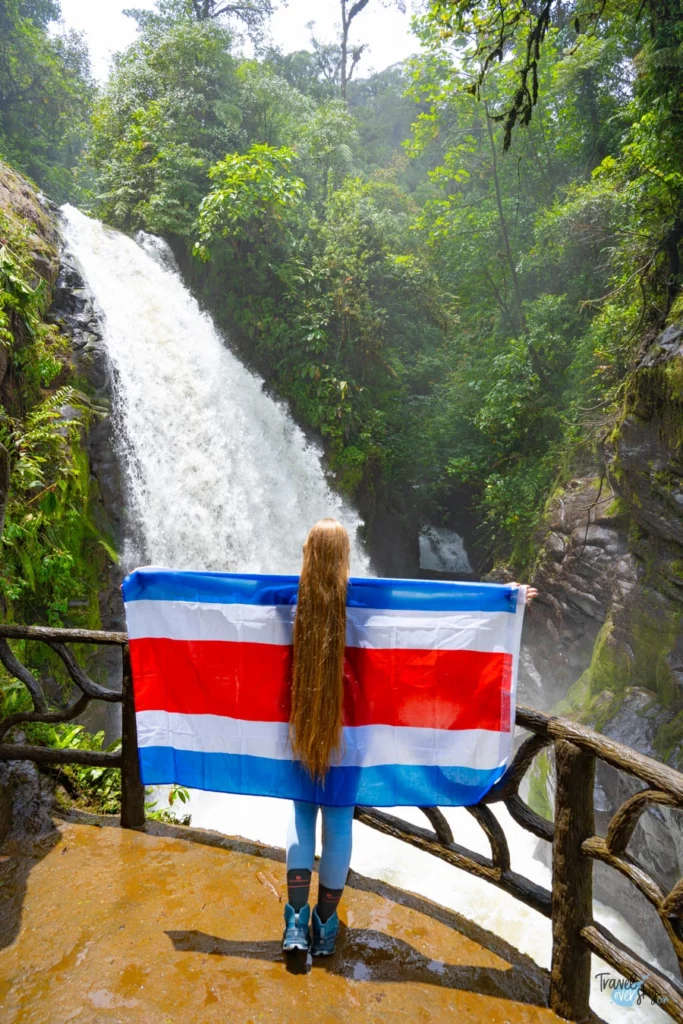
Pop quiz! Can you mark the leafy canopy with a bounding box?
[0,0,95,201]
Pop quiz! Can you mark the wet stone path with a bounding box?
[0,818,571,1023]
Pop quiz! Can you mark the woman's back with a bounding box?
[283,518,354,957]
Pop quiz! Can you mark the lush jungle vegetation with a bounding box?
[1,0,682,575]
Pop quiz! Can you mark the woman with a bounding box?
[281,518,538,956]
[283,518,353,957]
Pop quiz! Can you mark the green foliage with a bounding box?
[125,0,276,45]
[84,17,241,235]
[262,47,339,103]
[0,154,124,807]
[0,0,95,202]
[391,0,683,562]
[145,784,192,825]
[0,671,122,813]
[0,199,110,632]
[195,144,306,255]
[82,0,683,569]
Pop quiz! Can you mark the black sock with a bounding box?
[316,884,344,923]
[287,868,311,912]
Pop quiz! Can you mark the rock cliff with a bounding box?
[521,321,683,967]
[0,161,125,834]
[0,161,124,646]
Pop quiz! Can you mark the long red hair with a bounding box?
[289,518,350,780]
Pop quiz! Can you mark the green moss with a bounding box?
[586,618,629,696]
[566,603,681,729]
[527,749,553,822]
[330,444,367,495]
[653,468,678,491]
[603,496,627,519]
[555,668,592,716]
[662,358,683,406]
[628,360,683,449]
[654,711,683,768]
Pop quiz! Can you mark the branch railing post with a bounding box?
[120,643,145,829]
[550,738,596,1021]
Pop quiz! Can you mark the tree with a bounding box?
[125,0,276,44]
[337,0,406,99]
[423,0,674,149]
[0,0,95,201]
[262,45,338,101]
[194,144,306,258]
[191,0,274,20]
[85,17,240,235]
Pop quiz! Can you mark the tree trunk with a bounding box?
[0,443,9,541]
[484,102,525,332]
[341,0,349,100]
[340,0,371,100]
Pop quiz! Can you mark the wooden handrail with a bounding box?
[0,624,681,1022]
[0,624,128,645]
[516,704,683,801]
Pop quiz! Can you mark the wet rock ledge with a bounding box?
[0,818,578,1023]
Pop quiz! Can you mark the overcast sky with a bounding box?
[57,0,418,82]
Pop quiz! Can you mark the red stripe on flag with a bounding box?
[343,647,511,732]
[130,638,510,732]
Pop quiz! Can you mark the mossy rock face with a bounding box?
[0,162,125,722]
[514,324,683,972]
[605,323,683,556]
[577,599,682,714]
[0,160,59,285]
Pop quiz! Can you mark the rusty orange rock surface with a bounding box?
[0,819,571,1023]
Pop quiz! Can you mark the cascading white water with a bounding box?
[60,206,668,1024]
[60,205,368,576]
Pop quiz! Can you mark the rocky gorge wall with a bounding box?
[0,162,124,842]
[520,323,683,968]
[0,160,124,643]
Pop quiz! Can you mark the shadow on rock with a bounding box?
[165,925,549,1006]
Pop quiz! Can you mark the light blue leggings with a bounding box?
[286,801,354,889]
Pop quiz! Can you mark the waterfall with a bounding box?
[60,205,369,576]
[59,207,667,1024]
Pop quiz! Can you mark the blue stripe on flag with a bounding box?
[139,747,506,807]
[123,569,519,614]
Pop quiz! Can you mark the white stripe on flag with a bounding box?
[126,599,295,645]
[125,600,515,653]
[135,710,511,771]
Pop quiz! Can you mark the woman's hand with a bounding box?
[512,582,539,604]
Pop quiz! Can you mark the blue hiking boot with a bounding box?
[282,903,311,952]
[311,907,339,956]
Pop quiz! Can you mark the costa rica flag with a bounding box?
[123,570,526,807]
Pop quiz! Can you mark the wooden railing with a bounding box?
[0,624,681,1022]
[0,625,144,829]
